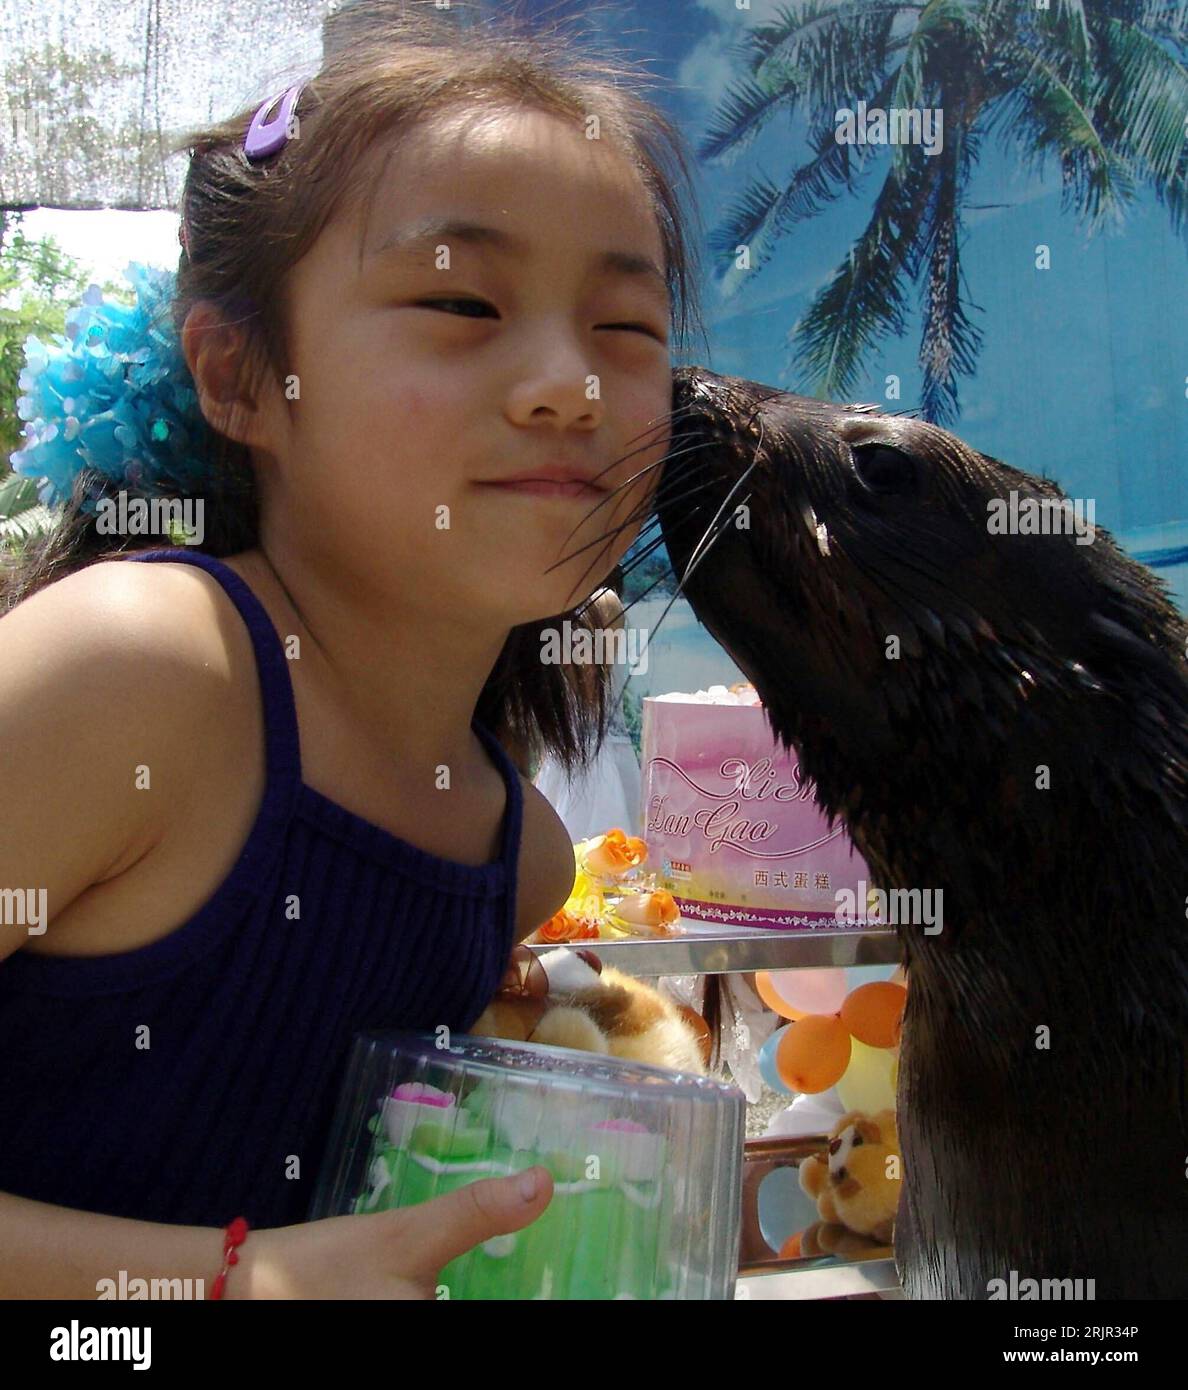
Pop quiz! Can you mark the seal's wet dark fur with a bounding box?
[655,365,1188,1299]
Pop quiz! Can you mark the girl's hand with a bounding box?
[232,1167,553,1299]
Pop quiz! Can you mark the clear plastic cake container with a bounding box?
[309,1031,745,1299]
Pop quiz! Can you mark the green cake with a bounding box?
[310,1032,744,1299]
[352,1080,678,1299]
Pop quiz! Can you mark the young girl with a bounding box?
[0,3,703,1298]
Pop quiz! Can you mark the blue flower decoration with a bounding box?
[9,262,216,509]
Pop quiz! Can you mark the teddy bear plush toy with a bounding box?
[797,1108,901,1245]
[470,945,710,1076]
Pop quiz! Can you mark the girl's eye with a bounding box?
[414,297,497,319]
[414,298,666,343]
[600,322,669,344]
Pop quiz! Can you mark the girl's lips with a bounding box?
[478,479,606,499]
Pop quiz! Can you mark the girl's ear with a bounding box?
[181,300,277,453]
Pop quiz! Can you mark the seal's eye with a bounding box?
[851,443,918,496]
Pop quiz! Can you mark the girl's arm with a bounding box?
[0,1180,559,1300]
[0,1191,252,1299]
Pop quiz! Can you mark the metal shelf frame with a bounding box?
[525,925,900,978]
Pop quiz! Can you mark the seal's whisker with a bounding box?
[674,506,750,595]
[550,478,727,608]
[546,479,715,601]
[585,406,705,492]
[589,436,728,534]
[588,399,708,472]
[555,487,677,608]
[554,531,621,613]
[554,518,644,607]
[547,449,669,558]
[612,537,670,601]
[617,519,666,562]
[568,534,665,621]
[676,454,762,589]
[551,435,723,558]
[641,486,756,657]
[615,564,679,623]
[616,512,666,556]
[609,467,724,542]
[613,569,683,644]
[564,531,626,612]
[633,538,723,662]
[588,424,670,486]
[645,471,730,524]
[543,442,725,580]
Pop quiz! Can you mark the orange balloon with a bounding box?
[776,1014,852,1093]
[779,1232,803,1259]
[754,969,805,1021]
[840,982,907,1049]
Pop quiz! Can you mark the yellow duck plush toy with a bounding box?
[470,945,710,1076]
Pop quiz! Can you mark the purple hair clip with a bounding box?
[244,83,304,162]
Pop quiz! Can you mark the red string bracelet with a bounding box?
[208,1216,250,1300]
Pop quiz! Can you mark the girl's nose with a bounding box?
[503,344,606,431]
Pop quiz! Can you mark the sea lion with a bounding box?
[650,365,1188,1299]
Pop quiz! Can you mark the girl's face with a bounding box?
[259,104,673,625]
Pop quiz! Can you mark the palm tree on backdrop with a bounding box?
[699,0,1188,426]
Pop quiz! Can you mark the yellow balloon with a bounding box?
[836,1036,897,1113]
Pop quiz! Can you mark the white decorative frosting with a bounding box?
[365,1155,392,1209]
[407,1152,512,1176]
[403,1152,666,1208]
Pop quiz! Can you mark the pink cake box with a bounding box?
[640,691,874,931]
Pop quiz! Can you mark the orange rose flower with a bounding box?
[583,828,649,879]
[533,909,603,944]
[611,889,680,936]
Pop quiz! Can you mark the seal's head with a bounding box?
[657,365,1188,916]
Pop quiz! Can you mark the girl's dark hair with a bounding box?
[1,0,706,773]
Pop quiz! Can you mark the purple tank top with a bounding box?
[0,548,523,1229]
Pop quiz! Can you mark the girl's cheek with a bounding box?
[382,384,436,433]
[390,372,466,418]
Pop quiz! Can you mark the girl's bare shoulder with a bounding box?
[0,555,255,958]
[3,553,237,671]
